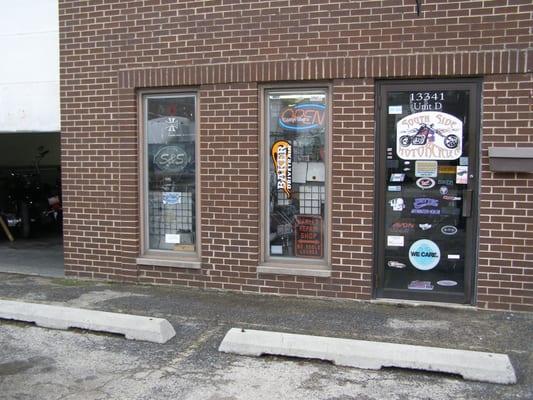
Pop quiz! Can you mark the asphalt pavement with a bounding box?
[0,272,531,399]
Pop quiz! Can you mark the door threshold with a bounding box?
[371,298,476,311]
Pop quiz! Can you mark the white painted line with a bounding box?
[0,300,175,344]
[219,328,516,384]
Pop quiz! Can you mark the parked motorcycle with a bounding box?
[0,146,62,239]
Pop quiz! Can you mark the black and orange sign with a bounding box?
[271,140,292,198]
[294,215,323,258]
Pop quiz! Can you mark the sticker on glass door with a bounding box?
[396,112,462,160]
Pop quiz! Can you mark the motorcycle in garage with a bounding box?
[0,146,62,240]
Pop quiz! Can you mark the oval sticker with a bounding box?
[409,239,441,271]
[441,225,458,235]
[278,103,326,131]
[154,145,189,172]
[437,280,457,287]
[416,177,436,190]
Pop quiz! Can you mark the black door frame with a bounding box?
[374,78,482,304]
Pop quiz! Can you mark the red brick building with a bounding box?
[59,1,533,311]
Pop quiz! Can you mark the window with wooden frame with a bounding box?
[137,92,200,268]
[260,88,331,276]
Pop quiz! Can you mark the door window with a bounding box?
[377,82,480,302]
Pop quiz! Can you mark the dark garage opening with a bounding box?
[0,132,63,277]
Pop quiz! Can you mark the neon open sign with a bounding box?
[278,103,326,131]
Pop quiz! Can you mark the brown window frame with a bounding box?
[136,89,201,269]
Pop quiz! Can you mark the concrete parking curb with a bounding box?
[0,299,175,343]
[219,328,517,384]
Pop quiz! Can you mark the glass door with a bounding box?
[375,80,481,303]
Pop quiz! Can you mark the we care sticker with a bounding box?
[409,239,441,271]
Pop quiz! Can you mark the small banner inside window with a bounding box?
[271,140,293,198]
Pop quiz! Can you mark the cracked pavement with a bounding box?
[0,273,532,399]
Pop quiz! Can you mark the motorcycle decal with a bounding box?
[416,177,436,190]
[271,140,293,198]
[396,111,463,160]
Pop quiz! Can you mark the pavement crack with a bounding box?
[169,325,223,367]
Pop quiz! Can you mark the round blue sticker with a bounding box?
[408,239,441,271]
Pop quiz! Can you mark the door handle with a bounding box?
[462,189,473,217]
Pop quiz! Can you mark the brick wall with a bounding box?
[60,0,533,311]
[478,74,533,312]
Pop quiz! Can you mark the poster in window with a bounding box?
[396,111,462,160]
[294,215,323,258]
[271,140,293,198]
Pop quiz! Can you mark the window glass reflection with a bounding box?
[146,95,196,252]
[268,91,327,259]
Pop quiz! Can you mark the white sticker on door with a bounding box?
[456,166,468,184]
[396,111,463,160]
[388,198,406,211]
[165,234,181,244]
[387,235,404,247]
[415,160,438,177]
[388,105,403,114]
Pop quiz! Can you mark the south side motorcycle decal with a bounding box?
[396,111,463,160]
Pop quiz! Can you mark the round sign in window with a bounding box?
[154,145,189,172]
[408,239,441,271]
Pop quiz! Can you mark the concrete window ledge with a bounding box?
[257,264,331,278]
[371,298,476,311]
[136,257,201,270]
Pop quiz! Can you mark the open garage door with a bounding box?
[0,132,63,277]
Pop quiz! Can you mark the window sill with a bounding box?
[136,256,201,270]
[257,263,331,278]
